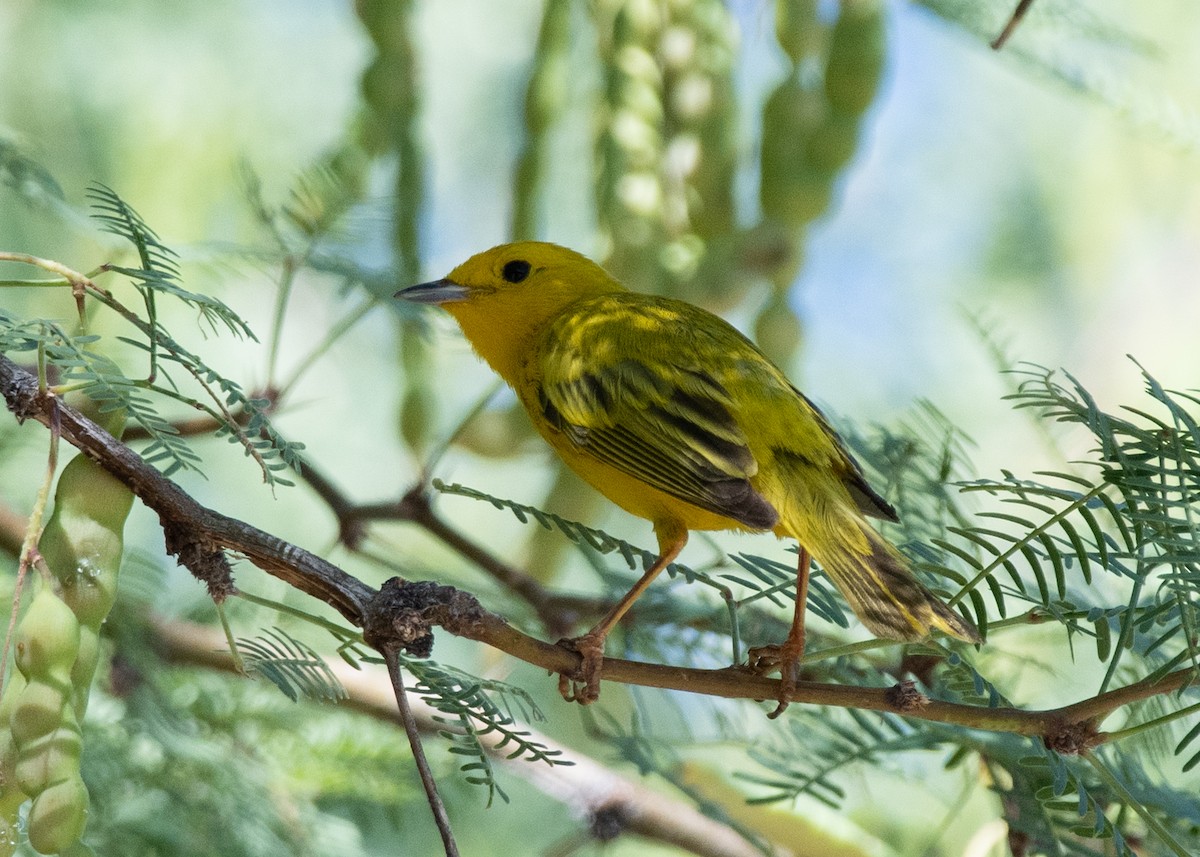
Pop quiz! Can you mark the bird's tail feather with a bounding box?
[812,521,980,644]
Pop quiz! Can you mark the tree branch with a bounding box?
[106,383,617,637]
[1,353,1192,750]
[0,355,372,624]
[295,454,603,637]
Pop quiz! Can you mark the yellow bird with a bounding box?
[397,242,979,713]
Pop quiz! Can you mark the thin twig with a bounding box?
[295,454,602,635]
[1,394,59,691]
[121,409,248,441]
[383,646,460,857]
[991,0,1037,50]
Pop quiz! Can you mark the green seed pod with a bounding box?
[7,579,87,852]
[824,0,886,117]
[14,712,82,796]
[360,55,416,119]
[14,584,80,683]
[8,681,68,747]
[597,0,669,292]
[354,0,422,282]
[611,109,662,167]
[27,774,88,855]
[774,0,822,65]
[523,0,571,130]
[513,0,573,238]
[760,77,835,229]
[69,627,100,722]
[400,387,434,459]
[621,0,662,37]
[754,292,805,369]
[42,455,133,629]
[398,320,434,457]
[39,449,133,721]
[356,0,410,49]
[0,667,29,848]
[0,789,25,857]
[805,112,861,172]
[663,0,737,242]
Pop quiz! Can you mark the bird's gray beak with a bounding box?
[394,278,471,304]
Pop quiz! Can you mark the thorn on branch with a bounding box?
[885,679,930,713]
[3,367,43,422]
[363,577,487,657]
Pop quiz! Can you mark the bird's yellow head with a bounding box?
[395,241,625,382]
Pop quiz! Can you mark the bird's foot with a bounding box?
[556,632,606,705]
[746,638,805,719]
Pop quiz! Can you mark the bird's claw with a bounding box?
[556,633,605,704]
[746,640,804,718]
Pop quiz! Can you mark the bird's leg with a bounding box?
[747,546,811,718]
[558,525,688,704]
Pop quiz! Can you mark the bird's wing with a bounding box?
[534,327,778,531]
[790,388,899,522]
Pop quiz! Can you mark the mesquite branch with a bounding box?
[0,354,1189,748]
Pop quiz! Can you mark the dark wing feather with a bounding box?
[537,356,778,530]
[791,387,899,522]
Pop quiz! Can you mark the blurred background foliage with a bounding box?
[3,0,1200,855]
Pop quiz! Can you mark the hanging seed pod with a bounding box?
[26,775,88,855]
[356,0,423,282]
[774,0,823,65]
[513,0,574,239]
[359,0,432,461]
[662,0,738,243]
[760,76,835,231]
[754,291,806,370]
[0,667,28,855]
[10,579,88,854]
[41,450,133,721]
[399,319,434,457]
[824,0,886,117]
[805,112,860,172]
[594,0,669,291]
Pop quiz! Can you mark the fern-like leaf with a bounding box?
[399,657,572,806]
[0,317,204,476]
[87,183,255,340]
[738,708,937,807]
[239,628,347,703]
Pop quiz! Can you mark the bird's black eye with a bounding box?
[501,259,531,283]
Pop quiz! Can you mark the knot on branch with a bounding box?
[885,679,930,713]
[1,366,42,422]
[589,803,629,843]
[1043,718,1101,755]
[162,520,237,602]
[363,577,486,658]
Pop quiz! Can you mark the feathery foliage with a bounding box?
[239,628,348,703]
[0,185,305,483]
[87,183,254,341]
[396,656,572,807]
